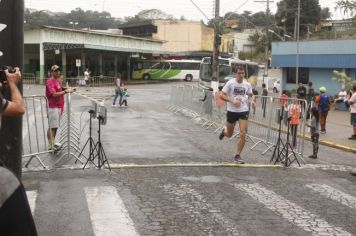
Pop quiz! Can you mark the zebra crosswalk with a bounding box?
[26,182,356,235]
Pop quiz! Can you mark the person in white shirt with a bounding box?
[347,85,356,140]
[218,66,255,163]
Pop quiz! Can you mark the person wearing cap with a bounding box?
[45,65,75,150]
[315,86,330,133]
[347,85,356,140]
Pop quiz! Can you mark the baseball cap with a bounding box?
[51,65,60,72]
[319,86,326,92]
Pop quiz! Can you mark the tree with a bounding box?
[320,7,332,19]
[275,0,321,37]
[336,0,356,17]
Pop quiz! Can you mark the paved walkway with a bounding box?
[315,107,356,153]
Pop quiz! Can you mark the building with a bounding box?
[271,39,356,95]
[118,20,234,58]
[24,26,165,82]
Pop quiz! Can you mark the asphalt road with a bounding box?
[22,82,356,236]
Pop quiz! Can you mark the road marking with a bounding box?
[84,186,138,236]
[26,190,37,215]
[306,184,356,209]
[110,162,281,169]
[235,183,351,236]
[163,184,240,235]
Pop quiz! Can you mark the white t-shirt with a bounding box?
[350,92,356,113]
[84,71,90,81]
[222,79,252,112]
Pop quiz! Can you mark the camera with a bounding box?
[0,66,16,84]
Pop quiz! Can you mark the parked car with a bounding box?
[273,80,280,93]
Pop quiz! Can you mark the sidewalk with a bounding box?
[313,108,356,154]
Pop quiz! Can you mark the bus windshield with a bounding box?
[199,57,259,88]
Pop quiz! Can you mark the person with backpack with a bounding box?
[316,86,330,133]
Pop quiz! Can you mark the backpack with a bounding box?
[319,94,330,112]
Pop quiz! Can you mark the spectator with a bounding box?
[347,85,356,140]
[215,86,225,108]
[297,82,307,112]
[306,107,319,158]
[306,82,315,118]
[45,65,75,150]
[315,86,330,133]
[120,88,130,107]
[280,90,289,109]
[112,72,123,107]
[288,96,301,149]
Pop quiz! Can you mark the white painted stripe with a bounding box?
[26,190,37,215]
[84,186,138,236]
[306,184,356,209]
[163,184,240,235]
[235,183,351,236]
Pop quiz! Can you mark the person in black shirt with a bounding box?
[296,83,307,113]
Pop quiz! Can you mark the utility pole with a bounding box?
[255,0,273,83]
[0,0,24,178]
[212,0,220,87]
[296,0,301,86]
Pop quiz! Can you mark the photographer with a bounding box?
[0,68,37,235]
[0,67,25,116]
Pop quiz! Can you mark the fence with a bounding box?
[169,85,308,166]
[22,92,85,170]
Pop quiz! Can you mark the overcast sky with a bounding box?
[25,0,345,21]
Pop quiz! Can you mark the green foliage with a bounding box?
[336,0,356,16]
[248,31,267,54]
[320,7,331,19]
[238,51,258,61]
[275,0,321,36]
[25,8,122,30]
[332,70,356,90]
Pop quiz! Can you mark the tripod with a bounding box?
[77,110,97,164]
[83,115,111,170]
[270,106,301,167]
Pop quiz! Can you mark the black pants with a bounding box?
[311,133,319,156]
[120,100,127,106]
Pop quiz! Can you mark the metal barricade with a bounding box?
[22,95,52,169]
[168,85,307,166]
[91,76,116,87]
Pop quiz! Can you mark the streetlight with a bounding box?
[268,29,285,41]
[69,21,79,29]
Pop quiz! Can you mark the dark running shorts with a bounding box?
[351,113,356,125]
[227,111,249,123]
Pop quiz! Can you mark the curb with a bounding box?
[303,136,356,154]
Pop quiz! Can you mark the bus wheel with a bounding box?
[142,73,151,80]
[185,74,193,81]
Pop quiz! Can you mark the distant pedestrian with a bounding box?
[347,85,356,140]
[297,83,307,112]
[84,68,91,89]
[218,66,256,164]
[280,90,289,109]
[306,107,319,158]
[215,86,225,109]
[316,86,330,133]
[288,96,301,149]
[120,88,130,107]
[112,73,123,107]
[261,83,268,117]
[306,82,314,117]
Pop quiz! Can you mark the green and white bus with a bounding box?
[131,59,201,81]
[199,57,259,89]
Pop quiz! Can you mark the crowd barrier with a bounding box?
[169,85,308,166]
[22,95,52,168]
[22,91,86,170]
